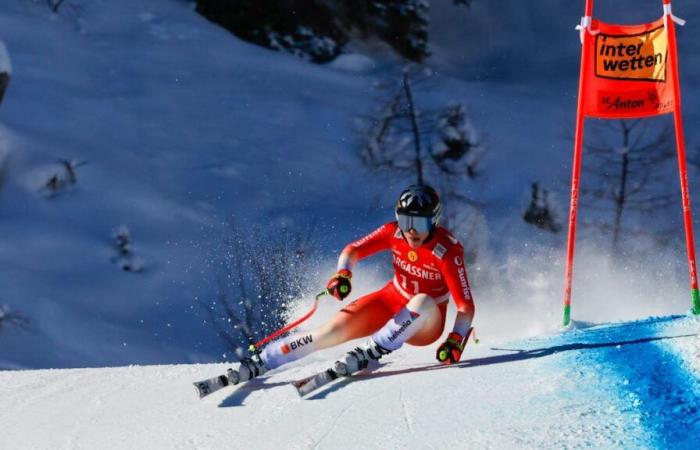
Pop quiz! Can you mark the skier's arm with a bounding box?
[439,245,475,337]
[434,245,475,364]
[336,223,395,272]
[327,223,394,300]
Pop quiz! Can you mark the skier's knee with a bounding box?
[371,295,437,352]
[406,294,438,315]
[406,324,442,346]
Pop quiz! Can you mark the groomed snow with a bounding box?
[0,315,698,449]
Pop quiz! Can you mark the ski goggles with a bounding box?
[396,214,434,234]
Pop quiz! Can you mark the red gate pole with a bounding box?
[663,0,700,315]
[563,0,595,327]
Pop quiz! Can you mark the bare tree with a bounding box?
[360,67,487,259]
[579,119,676,253]
[430,104,482,178]
[199,221,317,358]
[523,182,562,233]
[46,0,66,13]
[110,225,144,273]
[0,72,9,108]
[429,102,485,220]
[41,158,88,197]
[0,39,10,109]
[361,67,435,182]
[403,71,425,184]
[0,305,30,332]
[23,0,85,19]
[687,146,700,173]
[360,67,484,192]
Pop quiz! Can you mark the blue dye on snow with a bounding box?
[604,341,699,448]
[562,317,700,449]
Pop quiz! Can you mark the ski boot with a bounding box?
[334,340,391,376]
[227,355,268,385]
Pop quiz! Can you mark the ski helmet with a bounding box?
[395,184,442,233]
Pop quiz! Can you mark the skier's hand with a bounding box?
[326,269,352,301]
[436,332,465,364]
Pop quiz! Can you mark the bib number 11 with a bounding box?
[399,274,420,294]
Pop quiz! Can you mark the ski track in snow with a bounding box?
[311,404,352,450]
[0,315,698,449]
[399,386,415,436]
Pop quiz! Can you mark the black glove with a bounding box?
[326,269,352,300]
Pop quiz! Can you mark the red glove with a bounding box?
[436,332,466,364]
[326,269,352,301]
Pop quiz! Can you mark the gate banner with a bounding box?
[582,17,674,118]
[563,0,699,327]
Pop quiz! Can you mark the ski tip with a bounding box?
[291,377,313,397]
[193,374,230,399]
[295,387,312,398]
[294,374,326,398]
[292,369,339,398]
[193,381,210,399]
[291,376,312,389]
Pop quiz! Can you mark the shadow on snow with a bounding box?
[217,316,698,406]
[302,332,697,400]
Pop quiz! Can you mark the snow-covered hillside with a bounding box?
[1,1,699,448]
[1,315,698,449]
[0,0,698,373]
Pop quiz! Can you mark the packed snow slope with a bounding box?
[0,0,699,372]
[1,315,698,449]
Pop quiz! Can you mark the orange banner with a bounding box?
[583,17,674,118]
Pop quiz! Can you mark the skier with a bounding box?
[232,184,476,383]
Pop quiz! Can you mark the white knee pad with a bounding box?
[371,294,437,352]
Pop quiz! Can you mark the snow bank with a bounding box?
[1,315,697,449]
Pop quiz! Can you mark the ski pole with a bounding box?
[249,289,328,353]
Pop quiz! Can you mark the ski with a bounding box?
[292,367,342,397]
[193,374,231,398]
[292,351,391,398]
[193,368,241,399]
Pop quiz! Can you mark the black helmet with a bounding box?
[395,185,442,232]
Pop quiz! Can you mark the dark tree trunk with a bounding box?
[612,122,631,253]
[403,71,423,185]
[0,73,9,106]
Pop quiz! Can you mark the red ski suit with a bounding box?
[336,222,474,344]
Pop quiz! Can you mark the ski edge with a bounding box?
[193,374,230,399]
[292,368,342,398]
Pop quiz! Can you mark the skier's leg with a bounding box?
[317,281,411,343]
[370,293,443,351]
[405,301,447,346]
[336,294,445,375]
[259,283,399,371]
